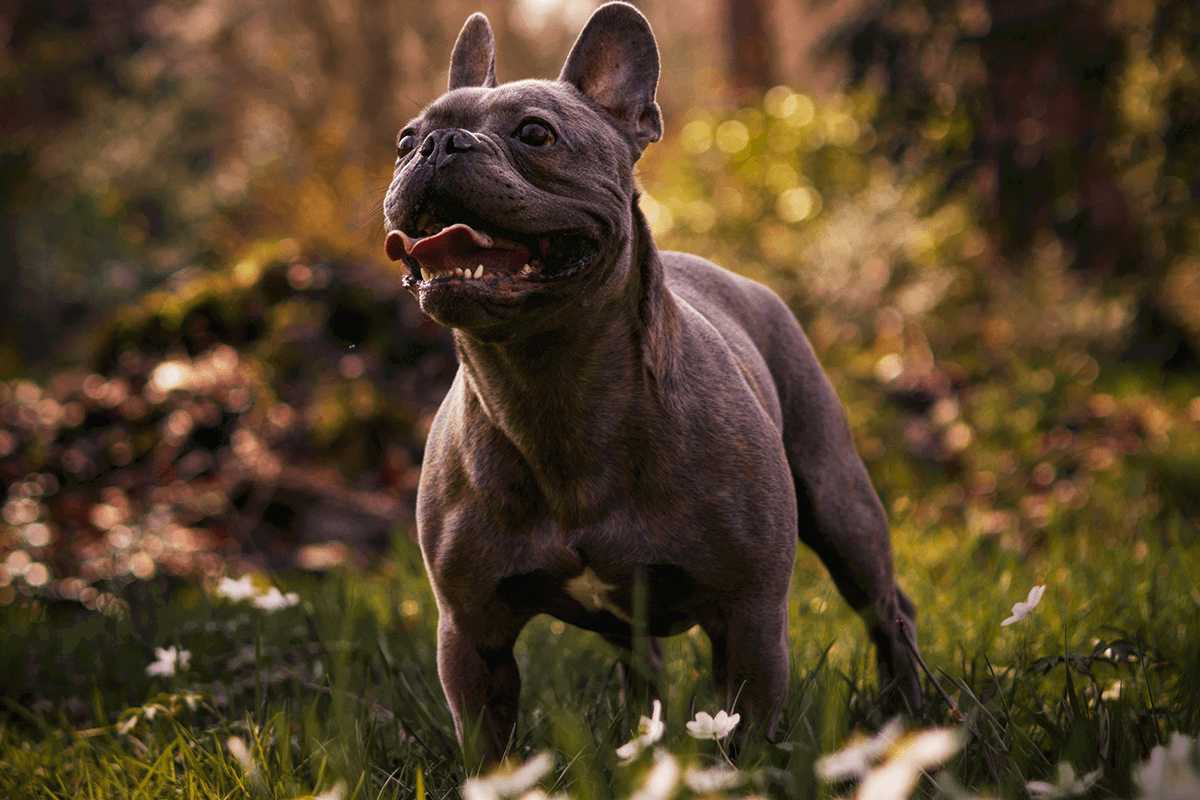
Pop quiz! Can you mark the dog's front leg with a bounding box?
[437,618,521,762]
[707,602,789,741]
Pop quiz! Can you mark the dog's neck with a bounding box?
[451,206,680,521]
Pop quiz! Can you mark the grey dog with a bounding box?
[382,0,922,759]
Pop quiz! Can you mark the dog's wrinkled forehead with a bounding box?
[418,79,635,167]
[426,81,615,134]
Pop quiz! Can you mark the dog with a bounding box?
[382,0,922,760]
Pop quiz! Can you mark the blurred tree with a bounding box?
[828,0,1200,369]
[0,0,156,374]
[722,0,778,94]
[0,0,562,375]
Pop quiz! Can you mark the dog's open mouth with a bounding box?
[385,202,601,286]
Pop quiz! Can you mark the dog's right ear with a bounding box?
[448,12,498,90]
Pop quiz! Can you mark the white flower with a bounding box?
[461,780,496,800]
[615,741,643,765]
[312,783,346,800]
[629,752,680,800]
[853,727,963,800]
[616,699,665,764]
[145,646,191,677]
[686,709,741,741]
[683,765,744,792]
[226,735,259,782]
[1027,762,1102,798]
[514,791,567,800]
[216,575,259,602]
[1134,733,1200,800]
[815,718,904,781]
[1001,584,1045,626]
[462,752,554,800]
[637,698,666,742]
[253,586,300,611]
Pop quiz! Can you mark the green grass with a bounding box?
[2,497,1197,800]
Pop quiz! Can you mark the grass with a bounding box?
[1,492,1197,800]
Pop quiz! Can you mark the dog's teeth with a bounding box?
[420,267,431,281]
[474,265,484,279]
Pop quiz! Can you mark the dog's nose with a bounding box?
[420,129,477,166]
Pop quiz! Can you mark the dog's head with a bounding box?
[382,1,662,339]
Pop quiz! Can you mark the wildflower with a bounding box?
[616,699,665,764]
[216,575,259,602]
[852,727,963,800]
[629,752,680,800]
[462,752,554,800]
[686,709,741,741]
[253,586,300,611]
[145,645,191,677]
[226,735,260,782]
[683,764,744,793]
[1027,762,1102,798]
[312,784,346,800]
[1001,584,1045,626]
[1134,733,1200,800]
[815,718,904,781]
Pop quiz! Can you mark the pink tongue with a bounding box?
[396,224,530,275]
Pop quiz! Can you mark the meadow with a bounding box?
[1,471,1198,800]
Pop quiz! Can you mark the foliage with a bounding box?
[823,0,1200,366]
[0,0,564,372]
[0,242,451,611]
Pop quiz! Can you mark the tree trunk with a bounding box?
[722,0,777,95]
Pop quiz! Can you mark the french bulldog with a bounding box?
[382,0,923,760]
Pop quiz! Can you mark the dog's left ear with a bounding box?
[449,12,498,90]
[560,1,662,159]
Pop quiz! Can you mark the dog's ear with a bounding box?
[559,1,662,159]
[449,12,498,90]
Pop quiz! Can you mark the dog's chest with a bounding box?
[494,544,699,637]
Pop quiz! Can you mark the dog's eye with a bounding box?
[397,129,418,158]
[515,120,555,147]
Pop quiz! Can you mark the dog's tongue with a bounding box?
[386,224,529,275]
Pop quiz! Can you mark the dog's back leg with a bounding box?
[792,473,922,714]
[759,312,924,714]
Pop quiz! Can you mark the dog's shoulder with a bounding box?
[658,250,799,344]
